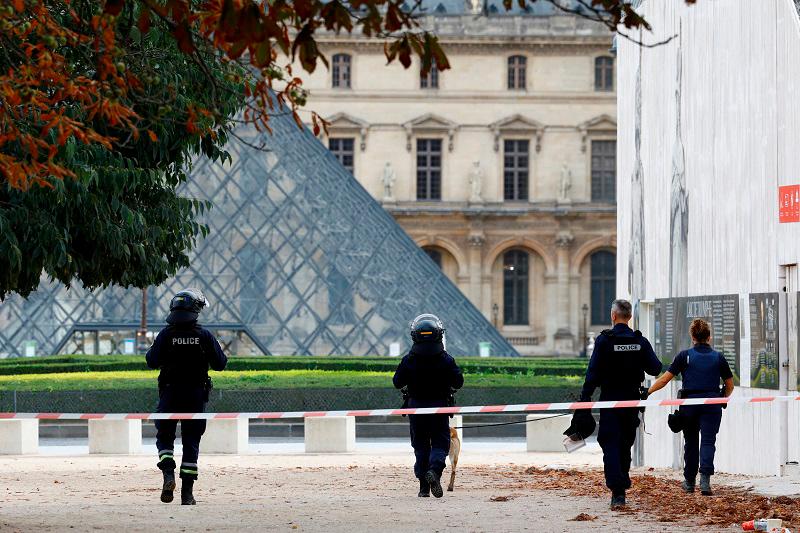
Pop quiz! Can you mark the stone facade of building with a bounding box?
[288,7,617,354]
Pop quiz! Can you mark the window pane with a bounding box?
[590,251,616,324]
[503,139,529,201]
[595,56,614,91]
[332,54,351,88]
[424,248,443,268]
[591,140,616,202]
[329,137,355,174]
[503,250,529,325]
[508,55,527,90]
[416,138,442,201]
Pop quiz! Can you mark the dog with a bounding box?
[446,426,461,492]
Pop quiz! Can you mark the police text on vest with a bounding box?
[173,338,200,345]
[614,344,641,351]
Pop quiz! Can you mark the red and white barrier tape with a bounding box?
[0,394,798,420]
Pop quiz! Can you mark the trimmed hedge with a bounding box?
[0,386,583,413]
[0,355,588,377]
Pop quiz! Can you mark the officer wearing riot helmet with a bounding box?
[393,314,463,498]
[571,299,662,508]
[145,288,227,505]
[647,318,734,496]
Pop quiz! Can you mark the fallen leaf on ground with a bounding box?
[569,513,597,521]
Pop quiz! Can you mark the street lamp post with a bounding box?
[492,303,499,328]
[581,303,589,357]
[136,287,149,354]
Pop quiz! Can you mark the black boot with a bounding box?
[610,490,626,509]
[424,470,443,499]
[181,478,196,505]
[681,477,695,493]
[160,470,176,503]
[699,473,712,496]
[418,478,430,497]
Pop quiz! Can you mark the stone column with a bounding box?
[466,232,485,308]
[553,231,574,353]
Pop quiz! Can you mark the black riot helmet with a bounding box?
[410,314,445,343]
[167,288,207,325]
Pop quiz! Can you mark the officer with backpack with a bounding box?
[573,299,662,508]
[146,288,227,505]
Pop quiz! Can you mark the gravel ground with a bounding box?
[0,445,753,533]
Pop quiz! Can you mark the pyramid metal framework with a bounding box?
[0,109,517,357]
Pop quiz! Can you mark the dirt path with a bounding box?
[0,452,752,532]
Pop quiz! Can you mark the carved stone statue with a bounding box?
[467,0,483,14]
[381,162,396,202]
[468,161,484,204]
[559,163,572,203]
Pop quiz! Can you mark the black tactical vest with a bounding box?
[597,329,647,401]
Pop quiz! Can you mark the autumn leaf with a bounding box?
[104,0,126,16]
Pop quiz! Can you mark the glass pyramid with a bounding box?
[0,108,518,357]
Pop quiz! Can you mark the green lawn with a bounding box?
[0,355,588,377]
[0,369,583,391]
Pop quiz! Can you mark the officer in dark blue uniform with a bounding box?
[575,299,662,508]
[146,288,227,505]
[393,314,463,499]
[648,318,734,496]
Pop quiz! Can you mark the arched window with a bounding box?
[594,56,614,91]
[503,250,529,325]
[590,251,616,324]
[424,248,443,268]
[507,55,527,90]
[332,53,351,88]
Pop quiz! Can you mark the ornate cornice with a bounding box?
[403,113,459,152]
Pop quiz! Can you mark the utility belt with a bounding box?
[400,387,457,417]
[159,376,214,402]
[677,388,722,399]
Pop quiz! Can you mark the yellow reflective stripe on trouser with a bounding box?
[180,468,198,475]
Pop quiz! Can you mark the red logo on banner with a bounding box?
[779,185,800,223]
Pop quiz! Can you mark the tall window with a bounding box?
[420,60,439,89]
[329,138,354,173]
[591,140,616,202]
[590,251,616,324]
[424,248,443,268]
[332,53,351,88]
[595,56,614,91]
[416,138,442,200]
[503,139,529,201]
[503,250,529,325]
[507,55,527,90]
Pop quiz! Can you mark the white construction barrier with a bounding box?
[88,419,142,454]
[526,414,568,452]
[202,418,249,454]
[449,415,463,442]
[0,419,38,454]
[304,416,355,453]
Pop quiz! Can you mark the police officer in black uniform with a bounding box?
[145,288,227,505]
[647,318,734,496]
[574,299,662,508]
[393,314,463,499]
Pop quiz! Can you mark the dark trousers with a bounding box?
[409,414,450,479]
[682,404,723,478]
[597,408,640,493]
[155,386,207,480]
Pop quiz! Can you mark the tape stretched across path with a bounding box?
[0,394,798,420]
